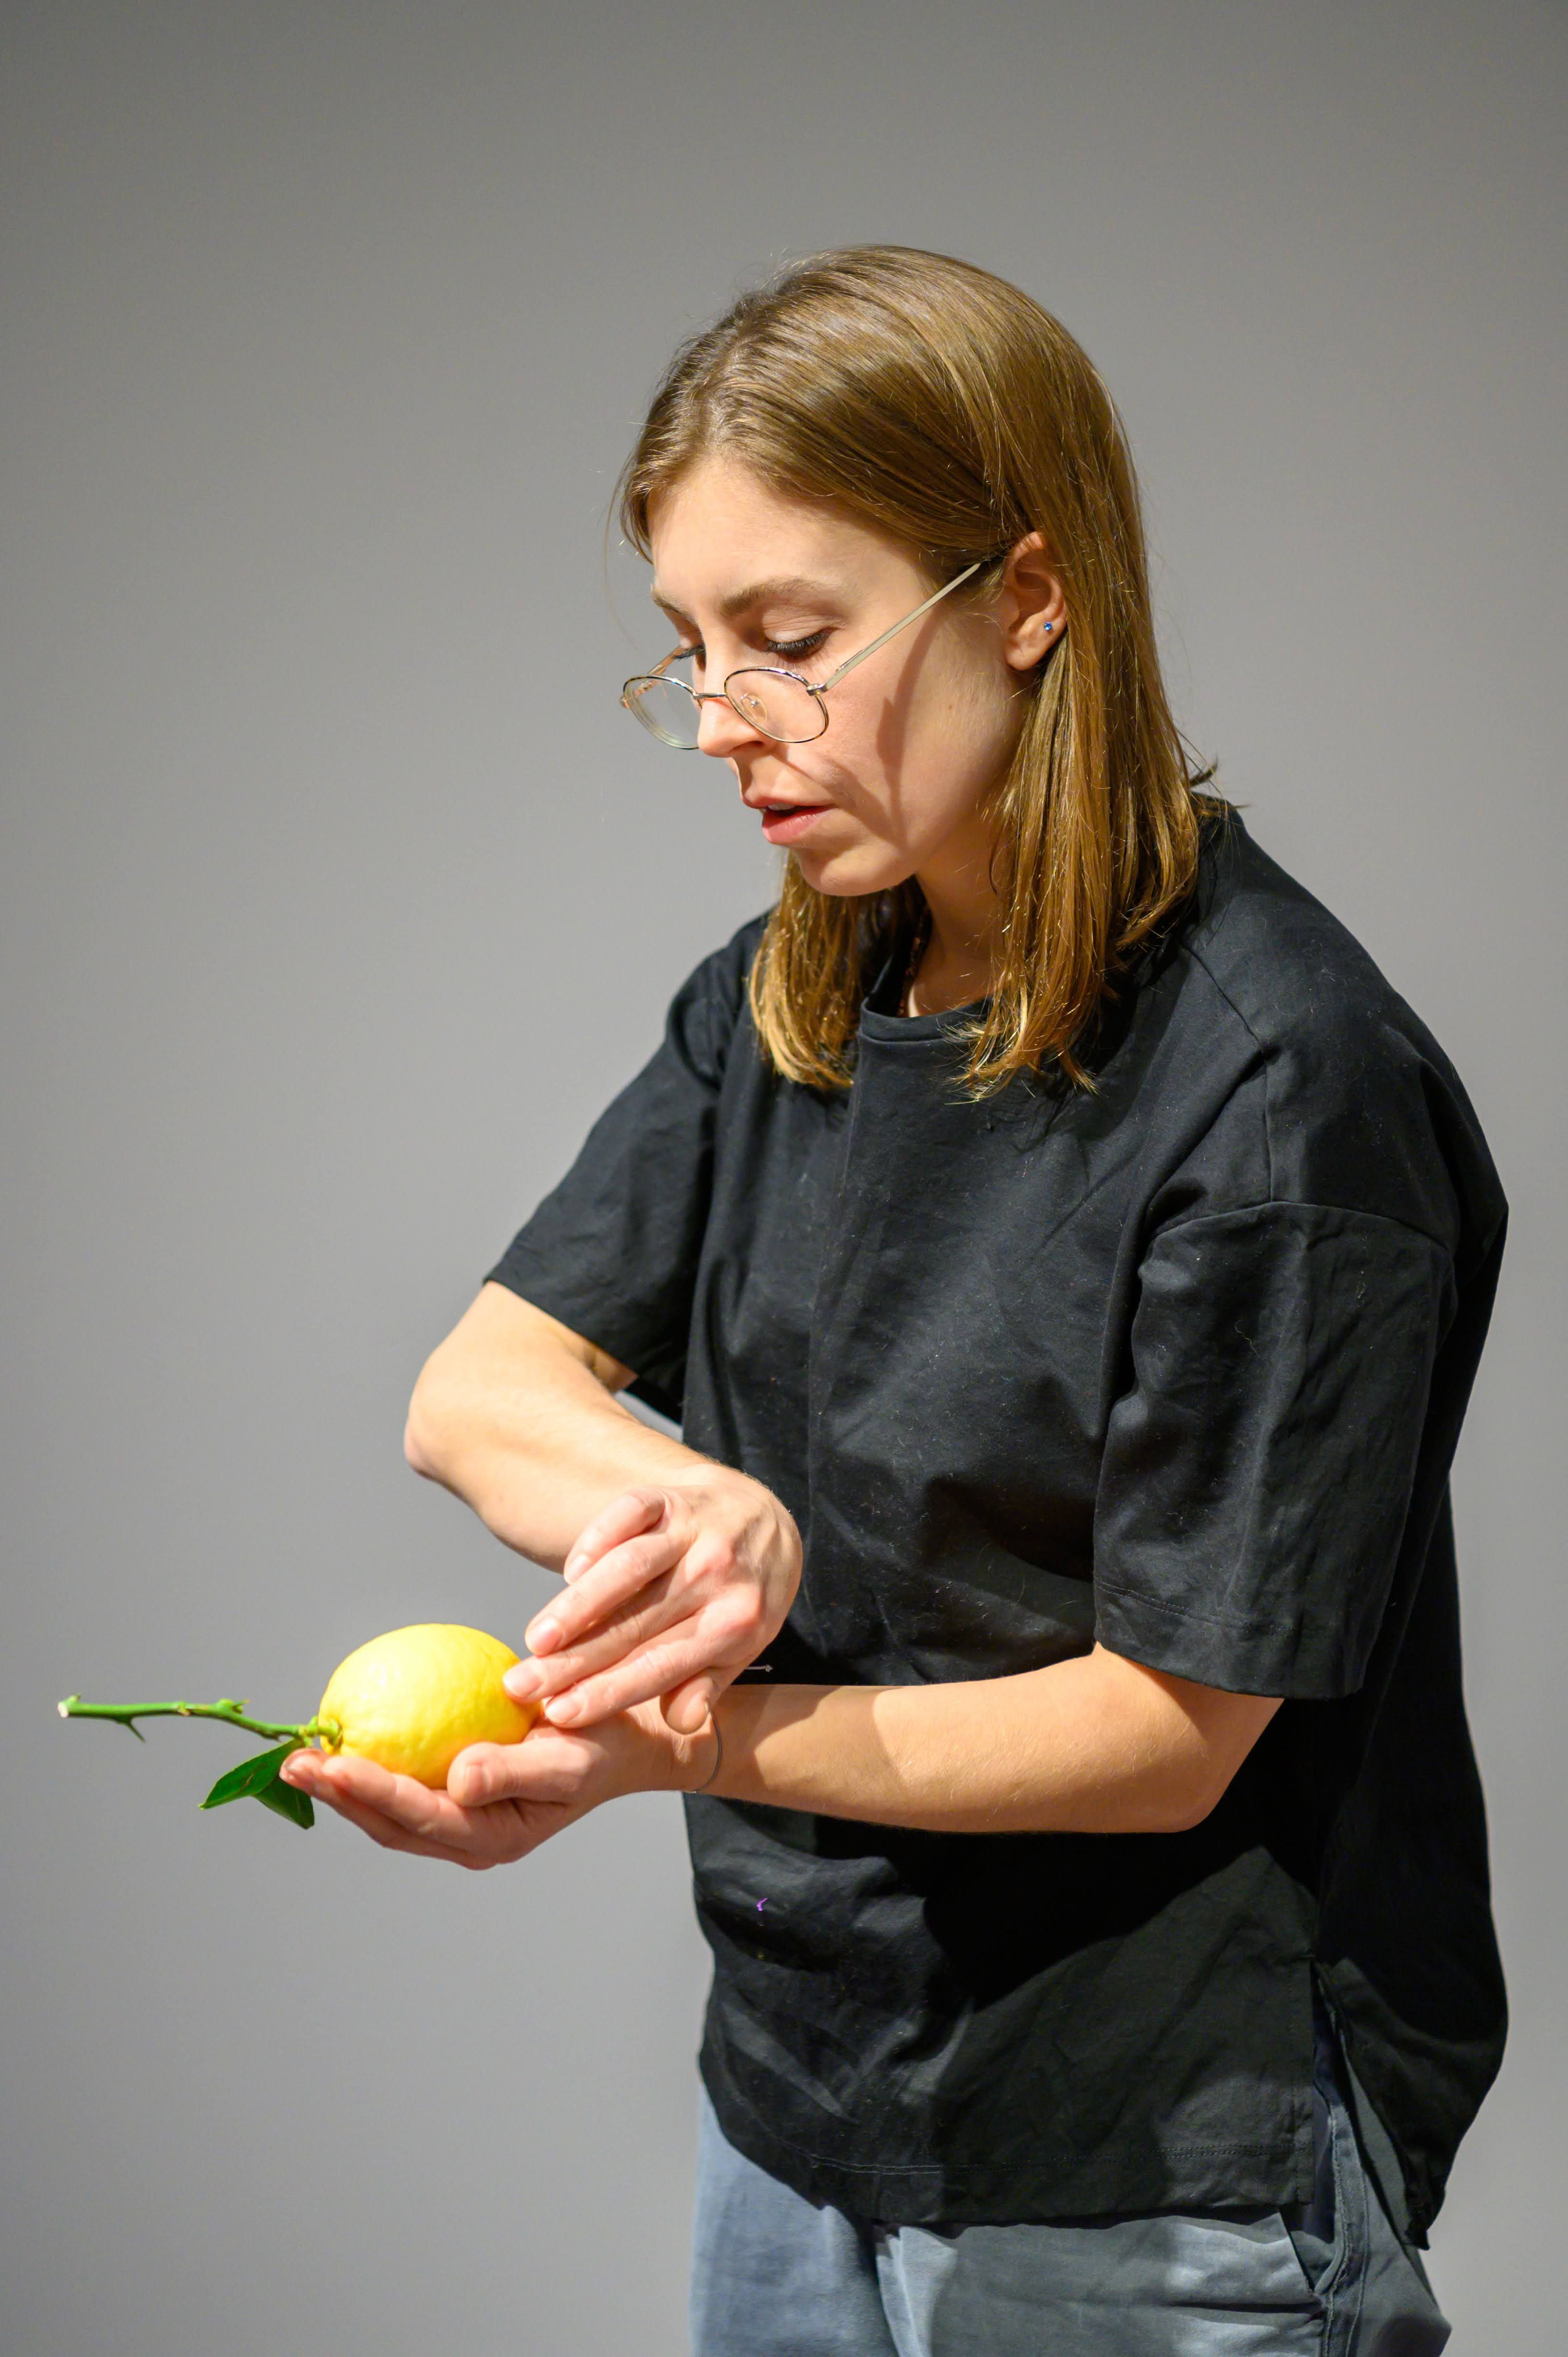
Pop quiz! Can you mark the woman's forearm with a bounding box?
[404,1282,706,1570]
[407,1284,801,1731]
[703,1648,1281,1836]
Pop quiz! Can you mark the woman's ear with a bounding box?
[997,532,1066,671]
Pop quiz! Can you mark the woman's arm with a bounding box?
[405,1281,802,1731]
[406,1281,689,1563]
[700,1647,1281,1834]
[281,1644,1281,1862]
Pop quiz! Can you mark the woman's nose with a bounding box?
[696,690,766,760]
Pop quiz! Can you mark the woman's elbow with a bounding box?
[1153,1773,1227,1835]
[1109,1752,1238,1836]
[404,1357,456,1481]
[1086,1654,1281,1835]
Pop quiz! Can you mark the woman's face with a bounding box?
[645,457,1059,908]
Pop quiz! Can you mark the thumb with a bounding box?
[661,1675,716,1738]
[446,1741,509,1805]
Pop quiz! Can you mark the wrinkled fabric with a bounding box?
[689,2006,1450,2355]
[490,812,1505,2238]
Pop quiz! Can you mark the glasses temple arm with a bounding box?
[816,560,986,691]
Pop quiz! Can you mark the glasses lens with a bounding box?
[622,672,700,749]
[726,671,826,744]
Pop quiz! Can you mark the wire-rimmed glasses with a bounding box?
[620,559,989,750]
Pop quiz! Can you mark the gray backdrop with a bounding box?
[3,5,1562,2352]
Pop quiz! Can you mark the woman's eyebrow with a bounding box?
[648,574,843,624]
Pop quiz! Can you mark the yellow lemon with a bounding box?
[317,1624,539,1788]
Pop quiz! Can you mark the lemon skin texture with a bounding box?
[318,1624,540,1789]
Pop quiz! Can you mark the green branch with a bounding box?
[57,1695,341,1748]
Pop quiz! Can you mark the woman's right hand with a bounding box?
[501,1473,802,1735]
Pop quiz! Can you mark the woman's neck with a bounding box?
[905,858,1002,1016]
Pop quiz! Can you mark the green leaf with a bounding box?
[254,1775,314,1830]
[199,1740,315,1829]
[200,1741,300,1811]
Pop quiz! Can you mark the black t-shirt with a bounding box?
[487,811,1506,2244]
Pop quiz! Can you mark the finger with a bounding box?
[300,1775,486,1867]
[538,1584,760,1727]
[660,1674,716,1737]
[541,1627,736,1730]
[293,1748,435,1822]
[291,1752,487,1849]
[559,1487,669,1586]
[509,1572,696,1704]
[301,1758,566,1868]
[446,1732,597,1808]
[519,1528,685,1669]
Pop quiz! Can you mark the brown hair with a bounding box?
[617,245,1216,1093]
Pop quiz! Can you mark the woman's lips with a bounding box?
[759,802,832,845]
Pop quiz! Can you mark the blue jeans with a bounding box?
[690,2008,1450,2355]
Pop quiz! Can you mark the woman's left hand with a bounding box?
[278,1703,711,1871]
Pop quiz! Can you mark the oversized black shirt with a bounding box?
[488,812,1506,2242]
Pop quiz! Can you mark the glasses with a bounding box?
[620,560,988,750]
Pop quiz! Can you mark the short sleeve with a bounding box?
[1093,1202,1457,1698]
[485,919,763,1422]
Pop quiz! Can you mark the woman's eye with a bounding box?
[765,630,829,663]
[673,629,828,672]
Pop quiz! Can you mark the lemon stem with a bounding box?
[57,1695,341,1748]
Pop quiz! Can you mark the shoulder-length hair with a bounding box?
[616,245,1214,1094]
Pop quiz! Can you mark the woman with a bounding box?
[282,248,1504,2354]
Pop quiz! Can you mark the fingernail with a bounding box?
[544,1693,582,1727]
[562,1553,587,1581]
[526,1619,561,1656]
[505,1661,544,1699]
